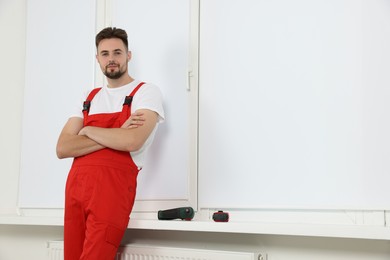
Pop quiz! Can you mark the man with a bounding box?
[56,27,164,260]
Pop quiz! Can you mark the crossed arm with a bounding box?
[56,109,158,159]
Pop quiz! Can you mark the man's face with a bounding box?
[96,38,131,79]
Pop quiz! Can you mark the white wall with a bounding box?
[0,0,25,215]
[198,0,390,210]
[0,0,389,259]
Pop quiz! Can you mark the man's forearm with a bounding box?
[75,109,158,153]
[79,126,137,152]
[56,134,105,159]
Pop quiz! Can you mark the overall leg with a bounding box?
[80,165,138,260]
[64,167,87,260]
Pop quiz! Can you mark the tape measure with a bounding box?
[212,210,229,222]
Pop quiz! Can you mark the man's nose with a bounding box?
[108,53,116,62]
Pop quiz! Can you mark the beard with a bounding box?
[103,64,126,79]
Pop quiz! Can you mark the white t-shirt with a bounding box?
[70,80,165,168]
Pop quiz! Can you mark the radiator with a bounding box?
[47,241,258,260]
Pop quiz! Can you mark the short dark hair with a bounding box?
[95,27,129,50]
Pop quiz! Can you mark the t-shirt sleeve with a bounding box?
[132,83,165,123]
[69,89,92,119]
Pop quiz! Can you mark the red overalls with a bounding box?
[64,83,145,260]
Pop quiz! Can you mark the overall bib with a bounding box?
[64,83,144,260]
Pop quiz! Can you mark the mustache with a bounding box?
[106,63,119,68]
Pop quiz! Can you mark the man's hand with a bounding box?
[121,111,145,128]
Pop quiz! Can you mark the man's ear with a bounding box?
[95,53,100,64]
[127,51,132,62]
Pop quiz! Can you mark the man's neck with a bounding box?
[107,74,134,88]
